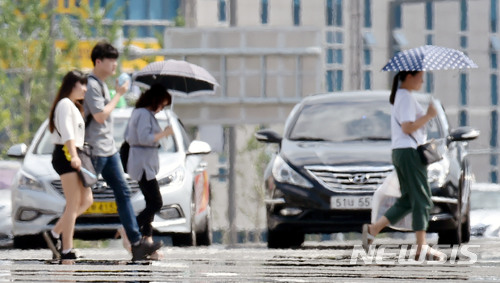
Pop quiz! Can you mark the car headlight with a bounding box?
[427,159,448,187]
[18,171,46,192]
[272,155,313,188]
[158,166,185,187]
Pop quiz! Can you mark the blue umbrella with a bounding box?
[382,45,478,72]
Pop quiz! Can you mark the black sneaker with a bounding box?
[42,231,61,259]
[60,249,78,260]
[131,240,163,261]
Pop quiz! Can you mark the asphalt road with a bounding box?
[0,237,499,282]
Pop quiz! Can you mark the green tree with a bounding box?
[0,0,125,156]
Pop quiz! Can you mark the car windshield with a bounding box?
[34,117,176,155]
[288,99,441,142]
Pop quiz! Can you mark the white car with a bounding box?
[7,108,212,249]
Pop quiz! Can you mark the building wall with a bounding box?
[302,0,326,27]
[269,0,293,26]
[370,1,391,90]
[196,0,221,27]
[236,0,261,26]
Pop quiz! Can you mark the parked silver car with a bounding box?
[7,108,212,249]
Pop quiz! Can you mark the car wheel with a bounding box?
[172,191,197,247]
[438,225,462,246]
[461,202,471,243]
[13,234,46,249]
[460,166,472,244]
[196,205,212,246]
[438,172,466,246]
[267,229,304,249]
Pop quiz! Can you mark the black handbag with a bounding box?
[396,120,443,165]
[77,144,97,187]
[416,139,443,165]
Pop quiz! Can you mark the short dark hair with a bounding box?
[90,41,119,66]
[135,84,172,110]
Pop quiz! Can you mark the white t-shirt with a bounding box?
[391,89,427,149]
[51,97,85,147]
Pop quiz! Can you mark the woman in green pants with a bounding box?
[362,70,443,260]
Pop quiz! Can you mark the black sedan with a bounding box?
[256,91,479,249]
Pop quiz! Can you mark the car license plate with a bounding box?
[330,196,372,210]
[84,201,118,214]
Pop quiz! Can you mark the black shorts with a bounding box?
[52,144,77,175]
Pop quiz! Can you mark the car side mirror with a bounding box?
[255,130,282,144]
[187,140,211,155]
[447,127,480,145]
[7,144,27,158]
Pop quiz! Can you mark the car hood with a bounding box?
[22,154,55,178]
[157,153,185,177]
[281,140,393,167]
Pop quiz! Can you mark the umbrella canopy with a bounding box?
[132,60,219,96]
[381,45,478,72]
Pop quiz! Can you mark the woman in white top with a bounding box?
[362,71,445,260]
[44,70,94,260]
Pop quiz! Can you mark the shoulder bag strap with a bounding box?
[86,74,106,128]
[394,118,419,145]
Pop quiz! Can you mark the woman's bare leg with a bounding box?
[368,216,391,237]
[58,173,82,251]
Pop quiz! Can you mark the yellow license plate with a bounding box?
[84,201,118,214]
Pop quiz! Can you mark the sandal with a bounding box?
[362,224,375,252]
[149,249,165,260]
[415,245,446,261]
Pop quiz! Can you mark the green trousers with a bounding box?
[384,148,433,231]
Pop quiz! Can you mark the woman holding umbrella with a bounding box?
[123,84,173,259]
[362,70,444,260]
[363,45,477,260]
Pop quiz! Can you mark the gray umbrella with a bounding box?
[132,59,219,97]
[382,45,478,72]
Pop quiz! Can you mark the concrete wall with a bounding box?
[236,0,260,26]
[164,27,323,124]
[302,0,325,27]
[269,0,292,26]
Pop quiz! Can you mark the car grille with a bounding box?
[305,165,394,193]
[51,179,140,200]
